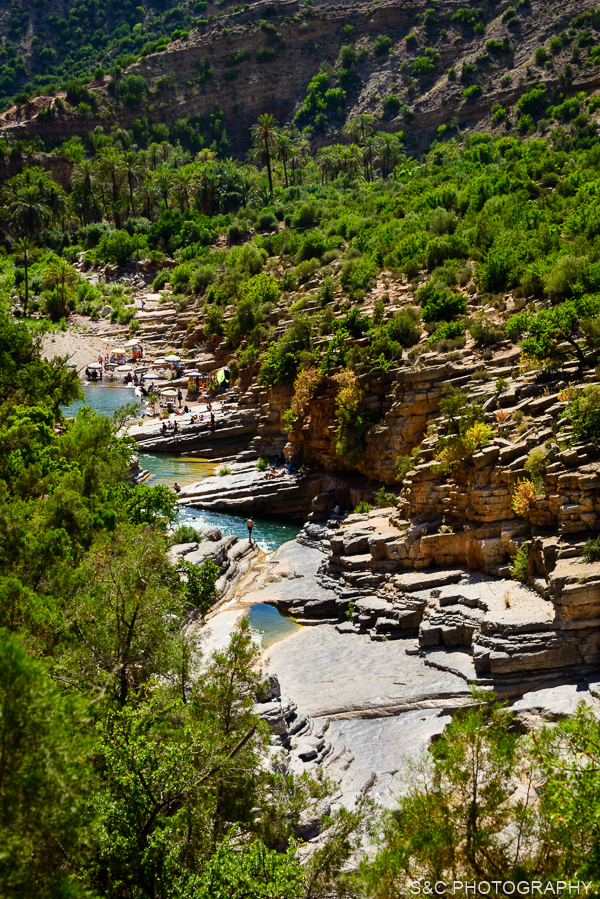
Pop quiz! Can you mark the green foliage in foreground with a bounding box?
[358,695,600,896]
[0,311,366,898]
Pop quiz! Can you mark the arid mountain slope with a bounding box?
[2,0,600,153]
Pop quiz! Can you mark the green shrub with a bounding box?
[417,282,466,323]
[524,446,549,493]
[339,43,357,67]
[341,257,377,299]
[516,86,547,116]
[96,230,137,266]
[355,501,372,514]
[205,308,223,337]
[257,46,277,62]
[153,269,171,292]
[259,341,298,386]
[567,384,600,441]
[256,457,268,471]
[463,84,483,101]
[292,203,320,229]
[256,210,278,231]
[396,447,419,481]
[510,545,530,582]
[374,34,392,55]
[582,536,600,563]
[171,524,201,545]
[297,230,326,263]
[295,258,320,284]
[428,320,465,344]
[192,265,216,295]
[469,312,504,346]
[386,307,422,346]
[382,95,402,117]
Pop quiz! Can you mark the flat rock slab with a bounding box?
[510,682,600,720]
[244,542,338,608]
[323,709,452,809]
[198,609,244,657]
[423,574,555,630]
[395,570,464,591]
[422,649,478,682]
[266,624,470,719]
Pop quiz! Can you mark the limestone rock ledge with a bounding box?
[264,502,600,694]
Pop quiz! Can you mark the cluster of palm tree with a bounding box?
[70,144,259,228]
[1,115,406,246]
[251,112,405,193]
[2,167,69,237]
[316,115,406,183]
[250,114,311,195]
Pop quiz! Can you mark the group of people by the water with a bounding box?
[261,453,310,483]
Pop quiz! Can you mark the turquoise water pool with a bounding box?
[63,382,141,418]
[246,603,300,648]
[176,507,301,554]
[61,382,301,552]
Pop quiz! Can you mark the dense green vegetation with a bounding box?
[7,109,600,391]
[359,693,600,896]
[0,313,369,897]
[7,0,600,879]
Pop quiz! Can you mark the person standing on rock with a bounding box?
[177,388,182,408]
[247,518,254,545]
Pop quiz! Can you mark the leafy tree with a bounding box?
[0,630,92,898]
[0,314,82,413]
[180,557,219,615]
[195,838,304,898]
[62,524,185,705]
[505,295,600,367]
[358,694,524,893]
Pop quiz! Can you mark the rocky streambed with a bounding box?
[187,511,600,823]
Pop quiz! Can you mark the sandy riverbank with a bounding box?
[41,318,126,370]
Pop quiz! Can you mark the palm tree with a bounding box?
[251,113,278,198]
[173,168,193,212]
[192,165,217,215]
[12,237,38,315]
[72,158,100,224]
[146,143,161,172]
[6,185,50,237]
[196,148,216,164]
[137,177,159,221]
[121,151,144,218]
[45,182,69,228]
[374,131,405,179]
[275,130,293,188]
[288,137,309,186]
[43,257,77,320]
[316,146,336,185]
[97,147,124,227]
[344,113,375,144]
[154,169,172,210]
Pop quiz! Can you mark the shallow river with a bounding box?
[62,382,302,553]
